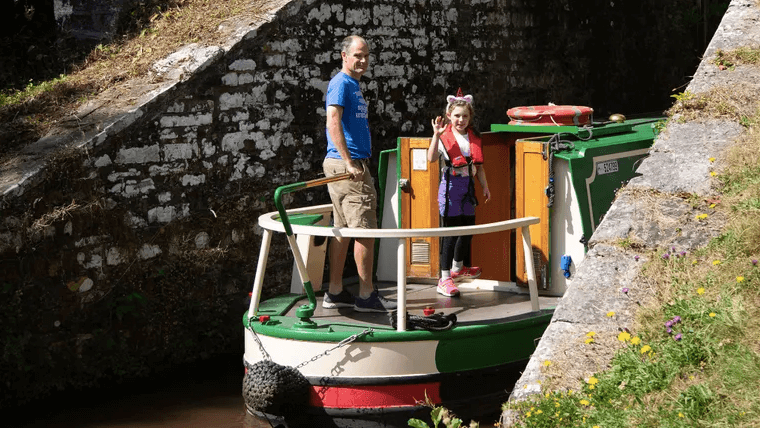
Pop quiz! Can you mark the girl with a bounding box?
[427,89,491,297]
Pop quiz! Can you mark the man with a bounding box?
[321,35,397,313]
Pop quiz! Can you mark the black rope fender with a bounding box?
[388,310,458,331]
[243,359,310,417]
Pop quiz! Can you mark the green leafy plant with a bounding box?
[670,91,695,103]
[408,405,477,428]
[0,75,68,108]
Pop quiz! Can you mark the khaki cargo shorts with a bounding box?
[322,158,378,229]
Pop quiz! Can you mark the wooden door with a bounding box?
[471,132,513,281]
[400,137,439,280]
[515,138,550,288]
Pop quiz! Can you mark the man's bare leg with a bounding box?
[328,237,350,295]
[355,237,375,298]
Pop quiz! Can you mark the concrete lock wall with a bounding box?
[0,0,722,407]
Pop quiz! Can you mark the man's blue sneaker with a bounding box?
[322,290,354,309]
[354,291,397,313]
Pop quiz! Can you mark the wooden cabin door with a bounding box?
[515,138,550,288]
[471,132,512,282]
[399,137,439,280]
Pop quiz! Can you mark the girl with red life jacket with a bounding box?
[427,89,491,297]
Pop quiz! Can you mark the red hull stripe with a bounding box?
[309,383,442,409]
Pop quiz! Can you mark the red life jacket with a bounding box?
[440,125,483,168]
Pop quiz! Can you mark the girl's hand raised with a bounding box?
[431,116,445,136]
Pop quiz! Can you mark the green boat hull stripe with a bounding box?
[244,309,553,343]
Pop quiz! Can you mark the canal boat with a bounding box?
[242,106,662,427]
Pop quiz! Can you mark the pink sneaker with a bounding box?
[437,277,460,297]
[451,266,481,282]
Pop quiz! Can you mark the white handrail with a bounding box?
[258,204,540,239]
[248,204,541,331]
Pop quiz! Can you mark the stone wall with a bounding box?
[0,0,726,407]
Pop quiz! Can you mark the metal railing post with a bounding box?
[521,225,540,312]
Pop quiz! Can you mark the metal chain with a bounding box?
[246,321,272,361]
[246,323,374,369]
[295,328,374,369]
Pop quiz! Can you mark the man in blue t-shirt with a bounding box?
[322,35,396,313]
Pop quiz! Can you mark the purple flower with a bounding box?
[753,259,758,266]
[621,287,629,294]
[662,254,670,260]
[672,246,676,252]
[667,327,673,334]
[665,320,674,328]
[674,333,682,341]
[673,316,681,323]
[680,251,687,257]
[634,255,640,261]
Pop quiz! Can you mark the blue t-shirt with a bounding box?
[325,72,371,160]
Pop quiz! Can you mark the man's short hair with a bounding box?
[341,35,368,54]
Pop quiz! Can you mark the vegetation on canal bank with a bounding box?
[499,48,760,428]
[0,0,264,156]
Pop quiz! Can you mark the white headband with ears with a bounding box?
[446,94,473,105]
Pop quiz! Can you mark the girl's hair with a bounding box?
[446,99,475,118]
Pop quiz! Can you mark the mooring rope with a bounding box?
[388,310,457,331]
[544,128,593,208]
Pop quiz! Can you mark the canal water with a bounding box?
[9,354,275,428]
[9,353,506,428]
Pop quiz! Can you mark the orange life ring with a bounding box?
[506,105,593,126]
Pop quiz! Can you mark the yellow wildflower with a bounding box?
[543,360,551,367]
[630,336,641,345]
[586,331,596,337]
[589,385,595,389]
[709,203,716,208]
[588,376,599,385]
[697,287,705,295]
[695,213,708,220]
[526,411,531,417]
[709,157,716,162]
[606,311,615,317]
[679,412,685,418]
[709,312,716,317]
[555,402,560,408]
[536,409,543,414]
[692,260,698,265]
[737,276,745,283]
[617,331,631,342]
[580,399,590,406]
[640,345,652,354]
[713,260,721,265]
[585,338,595,344]
[710,171,717,177]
